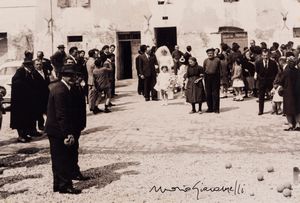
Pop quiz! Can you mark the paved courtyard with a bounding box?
[0,79,300,203]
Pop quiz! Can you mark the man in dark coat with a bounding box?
[69,72,87,180]
[254,49,278,115]
[32,59,50,131]
[109,44,117,97]
[136,49,144,95]
[37,51,53,78]
[203,48,222,113]
[139,45,158,101]
[50,44,66,78]
[10,57,39,142]
[45,65,82,194]
[279,55,300,131]
[183,46,192,65]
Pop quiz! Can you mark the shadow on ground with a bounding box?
[0,147,49,174]
[81,126,111,136]
[0,147,48,199]
[75,162,140,190]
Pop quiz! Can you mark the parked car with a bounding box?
[0,86,6,129]
[0,60,23,110]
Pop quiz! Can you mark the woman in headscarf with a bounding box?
[185,57,206,114]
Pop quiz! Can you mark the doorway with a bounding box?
[219,26,248,51]
[155,27,177,53]
[119,41,132,79]
[117,32,141,80]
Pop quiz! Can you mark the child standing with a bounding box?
[231,58,245,101]
[155,66,171,105]
[270,84,283,115]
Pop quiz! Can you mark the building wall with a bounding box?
[0,0,36,64]
[34,0,300,75]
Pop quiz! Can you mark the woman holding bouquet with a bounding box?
[185,57,206,114]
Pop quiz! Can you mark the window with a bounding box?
[224,0,239,2]
[67,35,83,42]
[0,33,8,58]
[157,0,172,5]
[293,28,300,38]
[57,0,90,8]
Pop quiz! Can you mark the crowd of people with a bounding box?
[8,44,117,194]
[136,40,300,130]
[3,38,300,194]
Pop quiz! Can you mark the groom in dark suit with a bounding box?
[254,49,278,115]
[32,59,50,131]
[138,45,158,101]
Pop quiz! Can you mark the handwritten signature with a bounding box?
[149,180,245,200]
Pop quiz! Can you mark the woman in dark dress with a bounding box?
[279,56,300,131]
[185,57,206,114]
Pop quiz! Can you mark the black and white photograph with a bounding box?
[1,0,300,202]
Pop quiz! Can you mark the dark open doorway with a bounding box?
[119,41,132,79]
[155,27,177,53]
[117,32,141,80]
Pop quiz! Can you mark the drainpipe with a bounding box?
[50,0,54,54]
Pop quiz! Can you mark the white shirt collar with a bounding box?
[37,69,45,79]
[61,79,71,90]
[70,55,77,64]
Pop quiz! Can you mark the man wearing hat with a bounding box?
[10,52,40,142]
[45,64,82,194]
[203,48,222,113]
[50,44,67,79]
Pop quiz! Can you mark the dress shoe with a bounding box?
[58,187,81,194]
[72,174,90,181]
[17,137,30,143]
[284,127,295,131]
[38,126,45,131]
[113,94,118,97]
[104,109,111,113]
[31,131,43,137]
[258,112,263,115]
[294,127,300,131]
[108,102,116,107]
[152,98,159,101]
[189,110,196,114]
[206,110,213,113]
[145,98,150,101]
[214,110,220,114]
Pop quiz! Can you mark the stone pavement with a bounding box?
[1,79,300,203]
[0,79,297,155]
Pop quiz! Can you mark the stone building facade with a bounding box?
[8,0,300,79]
[0,0,36,64]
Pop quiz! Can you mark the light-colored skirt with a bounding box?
[232,79,244,88]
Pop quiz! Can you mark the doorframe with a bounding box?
[154,26,177,53]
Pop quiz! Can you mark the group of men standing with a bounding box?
[10,43,117,194]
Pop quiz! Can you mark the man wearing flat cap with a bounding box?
[50,44,66,79]
[45,64,82,194]
[203,48,222,113]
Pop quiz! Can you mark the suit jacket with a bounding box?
[50,51,66,73]
[70,85,86,133]
[255,59,278,84]
[138,54,157,77]
[32,69,50,114]
[10,65,38,129]
[86,57,96,85]
[135,54,142,75]
[45,81,73,138]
